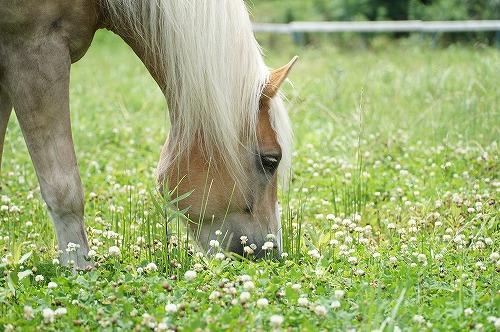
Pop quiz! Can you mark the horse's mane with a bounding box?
[102,0,292,183]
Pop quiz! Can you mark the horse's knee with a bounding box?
[40,174,84,220]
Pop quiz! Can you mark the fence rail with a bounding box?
[253,20,500,34]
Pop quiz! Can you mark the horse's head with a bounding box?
[157,57,297,258]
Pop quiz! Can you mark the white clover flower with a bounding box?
[281,252,289,259]
[256,298,269,308]
[240,236,248,245]
[42,308,55,323]
[262,241,275,250]
[243,281,255,292]
[146,262,158,272]
[348,256,358,265]
[24,306,34,320]
[215,230,222,236]
[270,314,284,327]
[331,300,341,309]
[418,254,427,263]
[267,234,276,241]
[239,274,251,282]
[334,290,345,298]
[243,246,254,255]
[355,269,365,276]
[308,249,321,259]
[490,252,499,262]
[291,283,301,291]
[297,297,309,307]
[314,305,327,316]
[389,256,397,264]
[164,303,178,314]
[413,314,425,324]
[494,317,500,329]
[209,240,219,248]
[239,291,251,303]
[47,282,57,289]
[108,246,120,257]
[66,242,80,253]
[35,275,44,282]
[475,261,486,270]
[209,291,222,301]
[359,238,369,245]
[136,267,144,274]
[9,205,21,213]
[464,308,473,316]
[184,270,197,282]
[215,252,225,261]
[87,250,96,258]
[54,308,67,316]
[157,322,168,331]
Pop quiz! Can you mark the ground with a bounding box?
[0,32,499,331]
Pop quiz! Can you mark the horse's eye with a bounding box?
[259,153,281,174]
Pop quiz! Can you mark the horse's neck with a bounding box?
[115,29,167,93]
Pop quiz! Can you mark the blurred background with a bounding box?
[245,0,500,46]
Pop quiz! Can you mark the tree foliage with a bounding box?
[246,0,499,44]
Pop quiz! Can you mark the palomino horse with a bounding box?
[0,0,296,269]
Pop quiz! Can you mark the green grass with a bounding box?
[0,31,499,331]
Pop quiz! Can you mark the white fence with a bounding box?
[253,20,500,34]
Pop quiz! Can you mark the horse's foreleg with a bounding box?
[3,38,91,270]
[0,89,12,171]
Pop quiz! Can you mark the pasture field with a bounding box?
[0,31,499,331]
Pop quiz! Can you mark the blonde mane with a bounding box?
[102,0,292,182]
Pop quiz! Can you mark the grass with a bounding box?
[0,31,499,331]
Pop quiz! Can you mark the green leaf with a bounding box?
[315,285,325,295]
[18,251,33,265]
[7,272,17,296]
[18,269,32,281]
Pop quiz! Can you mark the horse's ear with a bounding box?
[263,56,298,99]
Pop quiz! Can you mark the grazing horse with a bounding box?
[0,0,296,268]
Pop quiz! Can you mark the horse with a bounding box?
[0,0,296,269]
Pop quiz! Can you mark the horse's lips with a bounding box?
[199,212,282,259]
